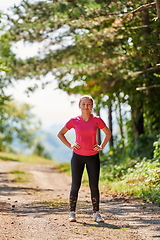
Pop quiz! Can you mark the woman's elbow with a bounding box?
[57,132,61,139]
[108,131,112,139]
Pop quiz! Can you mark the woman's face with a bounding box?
[79,97,93,114]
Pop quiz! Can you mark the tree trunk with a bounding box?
[141,5,153,134]
[131,105,145,139]
[108,103,114,148]
[117,96,124,147]
[156,0,160,18]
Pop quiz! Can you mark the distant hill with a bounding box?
[12,123,75,163]
[38,123,75,163]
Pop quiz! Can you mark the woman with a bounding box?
[57,95,111,222]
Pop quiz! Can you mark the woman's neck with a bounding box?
[81,113,92,121]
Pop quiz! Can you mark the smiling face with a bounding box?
[79,97,93,114]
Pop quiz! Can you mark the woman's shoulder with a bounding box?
[67,115,81,122]
[92,115,106,125]
[65,116,81,128]
[92,114,101,120]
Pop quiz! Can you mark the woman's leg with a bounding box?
[86,153,100,213]
[70,152,85,212]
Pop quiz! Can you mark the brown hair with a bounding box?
[79,95,94,105]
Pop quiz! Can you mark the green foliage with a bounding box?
[107,159,160,204]
[0,57,9,72]
[0,151,56,165]
[57,162,71,175]
[9,168,32,183]
[153,134,160,161]
[0,100,41,152]
[100,136,160,204]
[1,0,159,160]
[100,147,137,181]
[126,134,155,159]
[33,142,52,159]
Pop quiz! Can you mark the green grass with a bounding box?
[40,199,69,208]
[9,168,33,183]
[0,151,57,165]
[100,159,160,204]
[41,157,160,204]
[0,151,59,183]
[57,162,90,184]
[56,158,160,204]
[57,162,71,174]
[1,151,159,204]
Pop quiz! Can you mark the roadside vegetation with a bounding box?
[0,151,57,166]
[0,1,160,207]
[0,134,159,204]
[103,135,160,204]
[9,168,33,183]
[57,135,160,205]
[0,151,58,184]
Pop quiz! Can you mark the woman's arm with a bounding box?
[94,126,111,151]
[57,126,80,150]
[57,126,72,149]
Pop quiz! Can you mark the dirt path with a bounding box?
[0,161,159,240]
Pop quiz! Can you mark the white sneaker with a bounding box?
[92,212,104,222]
[69,212,76,222]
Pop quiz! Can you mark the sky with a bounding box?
[1,0,83,129]
[7,79,81,128]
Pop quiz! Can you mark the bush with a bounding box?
[100,135,160,204]
[100,146,138,181]
[33,142,52,159]
[153,134,160,161]
[127,134,155,159]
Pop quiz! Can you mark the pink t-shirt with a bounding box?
[65,114,106,156]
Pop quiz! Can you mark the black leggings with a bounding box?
[70,152,100,213]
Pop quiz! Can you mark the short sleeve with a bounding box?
[97,117,106,129]
[65,118,74,130]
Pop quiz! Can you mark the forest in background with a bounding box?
[0,0,160,203]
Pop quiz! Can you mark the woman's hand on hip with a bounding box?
[93,144,102,152]
[71,142,80,150]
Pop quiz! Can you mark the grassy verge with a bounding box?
[1,151,159,204]
[41,199,69,207]
[9,167,33,183]
[57,162,71,175]
[57,162,90,185]
[57,158,160,204]
[100,159,160,204]
[0,151,57,166]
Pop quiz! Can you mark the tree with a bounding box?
[33,142,52,159]
[156,0,160,17]
[0,100,41,152]
[4,0,160,157]
[0,11,22,118]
